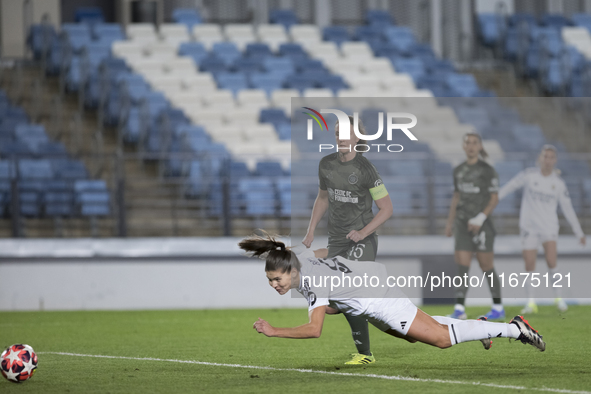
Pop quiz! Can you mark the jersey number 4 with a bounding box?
[472,232,486,250]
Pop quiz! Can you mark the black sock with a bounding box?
[455,265,470,306]
[484,268,502,305]
[344,314,371,356]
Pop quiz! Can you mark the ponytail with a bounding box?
[480,147,489,160]
[238,230,300,274]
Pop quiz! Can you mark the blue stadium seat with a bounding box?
[503,28,520,61]
[0,160,16,179]
[18,159,53,179]
[572,13,591,26]
[74,7,104,23]
[92,23,125,41]
[245,43,273,58]
[263,57,295,77]
[179,42,208,64]
[321,75,348,94]
[172,8,202,28]
[445,73,480,97]
[323,26,350,47]
[52,159,89,180]
[276,124,291,140]
[354,25,382,42]
[249,72,285,95]
[279,43,308,59]
[256,161,284,177]
[366,10,394,27]
[478,13,498,47]
[199,55,227,73]
[238,177,276,216]
[540,13,571,28]
[216,72,249,94]
[75,180,110,216]
[44,190,75,217]
[509,13,537,28]
[231,57,262,74]
[212,42,242,66]
[229,161,251,180]
[284,74,315,93]
[270,9,298,29]
[391,57,425,81]
[260,108,289,125]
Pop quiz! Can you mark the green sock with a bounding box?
[344,314,371,356]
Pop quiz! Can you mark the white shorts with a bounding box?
[365,296,418,336]
[520,228,558,250]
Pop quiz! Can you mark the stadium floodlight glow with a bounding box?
[303,108,418,153]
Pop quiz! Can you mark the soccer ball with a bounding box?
[1,344,38,383]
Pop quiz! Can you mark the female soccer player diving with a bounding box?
[302,116,393,365]
[240,233,546,355]
[498,144,586,314]
[445,131,503,320]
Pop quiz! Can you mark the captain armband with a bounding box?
[369,183,389,200]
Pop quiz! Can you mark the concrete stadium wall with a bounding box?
[0,236,589,311]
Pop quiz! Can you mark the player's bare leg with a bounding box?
[476,252,504,320]
[522,250,538,314]
[543,241,567,311]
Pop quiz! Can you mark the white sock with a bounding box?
[525,275,535,303]
[548,267,562,298]
[454,304,465,312]
[432,316,520,345]
[492,303,504,312]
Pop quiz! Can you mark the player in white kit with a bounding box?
[239,232,546,354]
[499,145,586,313]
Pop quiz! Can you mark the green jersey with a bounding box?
[318,153,388,248]
[453,160,499,221]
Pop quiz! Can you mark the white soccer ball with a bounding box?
[1,344,38,383]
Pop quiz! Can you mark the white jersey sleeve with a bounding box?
[499,170,527,200]
[557,180,585,239]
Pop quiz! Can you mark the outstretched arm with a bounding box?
[253,306,327,338]
[498,171,526,200]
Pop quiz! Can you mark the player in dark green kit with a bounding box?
[445,132,503,321]
[302,116,393,364]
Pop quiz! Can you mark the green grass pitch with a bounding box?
[1,305,590,393]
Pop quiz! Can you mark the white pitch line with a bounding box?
[40,352,589,394]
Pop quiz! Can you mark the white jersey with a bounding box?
[295,250,405,316]
[498,167,584,238]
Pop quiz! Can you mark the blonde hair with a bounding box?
[537,144,561,175]
[463,131,488,160]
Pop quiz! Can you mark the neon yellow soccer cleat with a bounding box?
[345,353,375,365]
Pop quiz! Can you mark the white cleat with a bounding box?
[555,298,568,313]
[520,302,538,314]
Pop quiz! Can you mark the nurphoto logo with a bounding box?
[303,108,418,153]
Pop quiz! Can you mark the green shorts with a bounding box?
[454,218,495,253]
[328,234,378,261]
